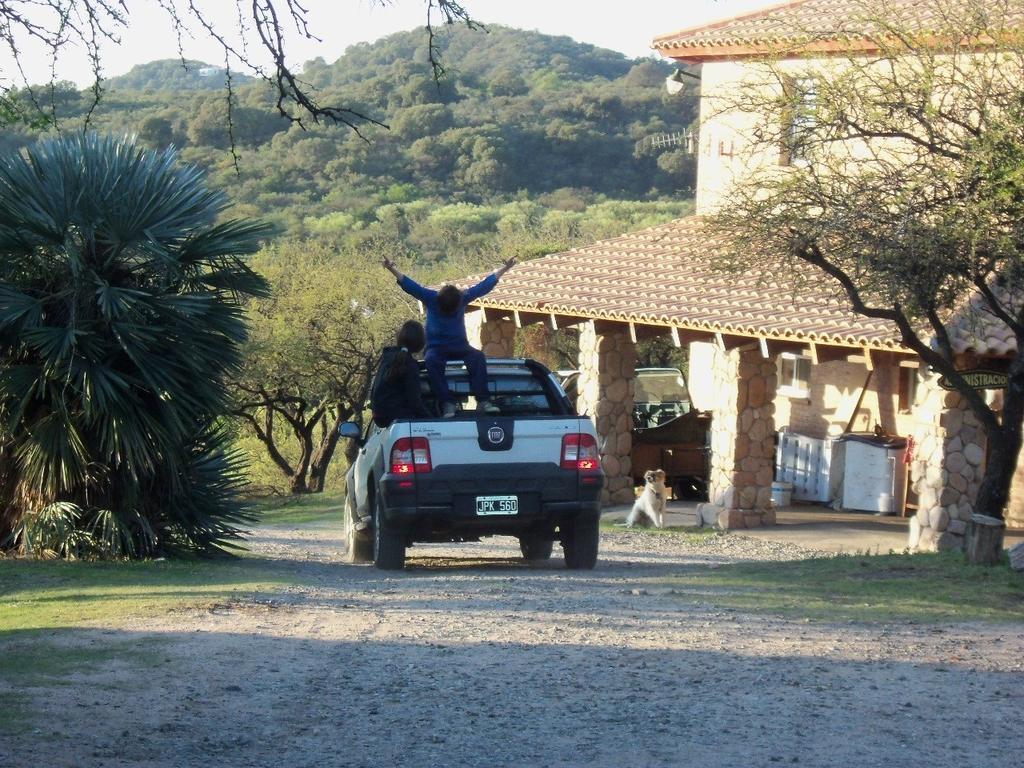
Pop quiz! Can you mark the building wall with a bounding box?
[690,54,1020,536]
[693,343,911,440]
[1006,455,1024,528]
[687,342,718,411]
[695,55,978,215]
[694,60,767,215]
[773,358,910,439]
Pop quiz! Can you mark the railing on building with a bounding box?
[775,430,833,503]
[634,130,697,155]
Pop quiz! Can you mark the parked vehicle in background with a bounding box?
[560,367,711,500]
[340,359,605,570]
[631,368,711,500]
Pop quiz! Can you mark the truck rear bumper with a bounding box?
[379,463,603,531]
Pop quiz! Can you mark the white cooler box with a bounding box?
[829,432,907,514]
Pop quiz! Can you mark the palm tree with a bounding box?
[0,133,270,557]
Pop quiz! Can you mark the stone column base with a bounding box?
[697,503,777,530]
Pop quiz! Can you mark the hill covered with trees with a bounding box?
[1,25,698,252]
[105,59,253,92]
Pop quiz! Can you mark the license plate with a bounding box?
[476,495,518,515]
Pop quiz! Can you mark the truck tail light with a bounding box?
[561,433,600,472]
[391,437,432,474]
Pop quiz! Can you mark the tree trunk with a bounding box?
[966,514,1006,566]
[239,407,297,484]
[964,353,1024,564]
[309,411,345,494]
[0,505,16,550]
[0,457,17,548]
[289,424,316,495]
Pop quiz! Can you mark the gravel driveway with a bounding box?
[5,523,1023,768]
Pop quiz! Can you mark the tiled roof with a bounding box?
[945,288,1019,357]
[464,216,906,352]
[652,0,1024,60]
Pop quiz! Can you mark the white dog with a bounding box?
[625,469,667,528]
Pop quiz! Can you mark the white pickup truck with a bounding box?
[339,358,605,570]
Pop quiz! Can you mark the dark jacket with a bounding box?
[370,346,433,427]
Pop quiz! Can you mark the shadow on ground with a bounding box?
[1,626,1019,768]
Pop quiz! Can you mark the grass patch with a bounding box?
[251,493,343,525]
[0,636,167,686]
[601,517,722,545]
[0,633,174,740]
[0,495,335,633]
[668,551,1024,623]
[0,691,33,737]
[0,557,299,632]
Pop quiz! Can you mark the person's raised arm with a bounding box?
[384,257,433,301]
[463,258,516,303]
[382,256,404,281]
[495,257,516,279]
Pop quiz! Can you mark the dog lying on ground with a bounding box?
[625,469,667,528]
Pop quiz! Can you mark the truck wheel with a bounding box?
[519,534,554,561]
[563,516,599,570]
[373,494,406,570]
[343,496,373,564]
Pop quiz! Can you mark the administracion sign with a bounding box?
[937,369,1008,391]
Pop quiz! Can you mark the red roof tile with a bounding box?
[946,287,1019,357]
[464,216,906,351]
[652,0,1024,60]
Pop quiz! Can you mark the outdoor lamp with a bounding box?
[665,68,701,95]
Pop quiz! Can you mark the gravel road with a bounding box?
[5,523,1023,768]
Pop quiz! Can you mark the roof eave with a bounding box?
[654,37,884,63]
[468,299,908,354]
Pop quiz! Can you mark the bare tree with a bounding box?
[230,244,416,494]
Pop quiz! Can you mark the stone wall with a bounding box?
[701,345,777,529]
[465,312,516,357]
[908,372,987,552]
[707,345,740,510]
[577,323,636,505]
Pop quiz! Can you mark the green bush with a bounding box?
[0,134,270,558]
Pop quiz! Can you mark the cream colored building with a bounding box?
[456,0,1023,550]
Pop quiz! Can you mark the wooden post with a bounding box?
[966,514,1006,566]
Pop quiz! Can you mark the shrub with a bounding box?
[0,134,270,557]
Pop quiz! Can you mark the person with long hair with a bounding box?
[382,257,515,417]
[370,320,432,427]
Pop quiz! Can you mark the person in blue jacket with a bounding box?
[382,256,516,417]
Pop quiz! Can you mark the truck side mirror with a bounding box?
[339,422,361,440]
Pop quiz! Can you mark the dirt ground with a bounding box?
[4,522,1024,768]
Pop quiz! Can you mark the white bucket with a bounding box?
[771,481,793,507]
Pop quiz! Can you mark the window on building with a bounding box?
[778,353,812,398]
[898,365,919,413]
[779,76,817,166]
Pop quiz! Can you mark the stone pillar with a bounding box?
[699,346,777,529]
[909,372,986,552]
[577,322,636,505]
[465,311,516,357]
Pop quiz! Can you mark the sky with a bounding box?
[13,0,780,87]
